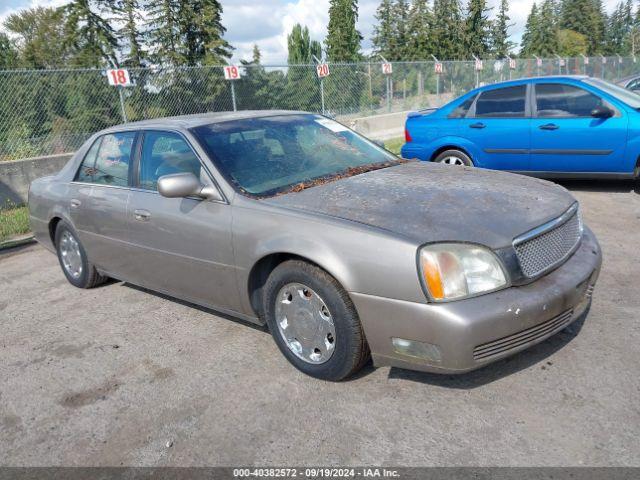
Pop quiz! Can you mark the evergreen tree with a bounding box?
[431,0,465,59]
[537,0,559,56]
[390,0,411,60]
[491,0,515,58]
[606,2,627,54]
[560,0,606,54]
[286,24,322,111]
[147,0,232,66]
[147,0,181,65]
[287,24,322,63]
[113,0,145,67]
[63,0,119,67]
[371,0,395,60]
[464,0,492,58]
[325,0,362,61]
[406,0,433,60]
[520,3,539,56]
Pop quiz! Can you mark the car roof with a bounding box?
[473,75,590,91]
[100,110,310,133]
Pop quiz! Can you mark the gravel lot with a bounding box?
[1,180,639,467]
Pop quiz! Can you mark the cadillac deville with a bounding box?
[28,111,602,380]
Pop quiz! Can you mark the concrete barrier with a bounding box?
[0,153,72,206]
[349,110,410,141]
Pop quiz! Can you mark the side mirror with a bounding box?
[157,173,223,202]
[591,106,613,118]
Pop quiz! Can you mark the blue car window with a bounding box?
[449,95,476,118]
[474,85,526,118]
[535,83,603,118]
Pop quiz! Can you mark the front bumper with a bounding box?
[351,227,602,374]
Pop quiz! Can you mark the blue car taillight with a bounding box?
[405,126,412,143]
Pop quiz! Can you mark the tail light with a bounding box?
[404,127,412,143]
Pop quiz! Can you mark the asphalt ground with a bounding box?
[1,179,639,466]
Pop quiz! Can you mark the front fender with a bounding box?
[231,200,425,318]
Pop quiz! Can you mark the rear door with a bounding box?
[530,82,628,173]
[70,131,137,277]
[459,84,530,171]
[126,130,240,312]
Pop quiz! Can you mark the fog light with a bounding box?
[392,337,442,364]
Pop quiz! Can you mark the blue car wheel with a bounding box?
[433,149,474,167]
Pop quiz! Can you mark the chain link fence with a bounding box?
[1,55,640,161]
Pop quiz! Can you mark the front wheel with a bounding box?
[263,260,370,381]
[433,149,473,167]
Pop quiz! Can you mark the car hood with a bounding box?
[264,161,576,249]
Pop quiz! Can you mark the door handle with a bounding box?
[539,123,559,130]
[70,199,81,208]
[134,209,151,221]
[470,122,486,129]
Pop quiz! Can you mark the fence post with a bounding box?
[118,86,127,123]
[385,75,391,112]
[230,82,237,112]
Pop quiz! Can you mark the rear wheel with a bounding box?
[433,149,473,167]
[54,221,107,289]
[263,260,370,381]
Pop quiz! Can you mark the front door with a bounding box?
[530,82,628,173]
[126,130,240,312]
[460,84,530,171]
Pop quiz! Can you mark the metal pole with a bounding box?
[386,76,390,112]
[368,62,372,99]
[118,87,127,123]
[430,55,440,103]
[320,79,325,115]
[534,56,540,77]
[230,82,237,112]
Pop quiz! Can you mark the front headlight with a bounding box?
[419,243,507,301]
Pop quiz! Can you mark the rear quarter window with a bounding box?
[448,95,476,118]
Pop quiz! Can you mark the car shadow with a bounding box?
[122,283,269,333]
[554,178,639,194]
[387,308,589,389]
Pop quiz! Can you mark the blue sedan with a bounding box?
[401,75,640,178]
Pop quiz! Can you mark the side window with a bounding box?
[91,132,136,187]
[74,137,102,182]
[139,131,205,191]
[535,83,604,117]
[627,79,640,91]
[449,95,476,118]
[474,85,526,118]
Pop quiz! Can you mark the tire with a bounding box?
[54,221,107,289]
[433,149,473,166]
[263,260,370,381]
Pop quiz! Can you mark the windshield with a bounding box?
[191,114,401,197]
[584,78,640,109]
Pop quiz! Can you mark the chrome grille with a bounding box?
[473,309,574,361]
[514,206,582,278]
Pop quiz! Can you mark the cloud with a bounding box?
[0,0,68,29]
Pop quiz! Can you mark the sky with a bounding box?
[0,0,623,64]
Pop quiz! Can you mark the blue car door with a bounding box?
[529,82,628,173]
[459,84,530,171]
